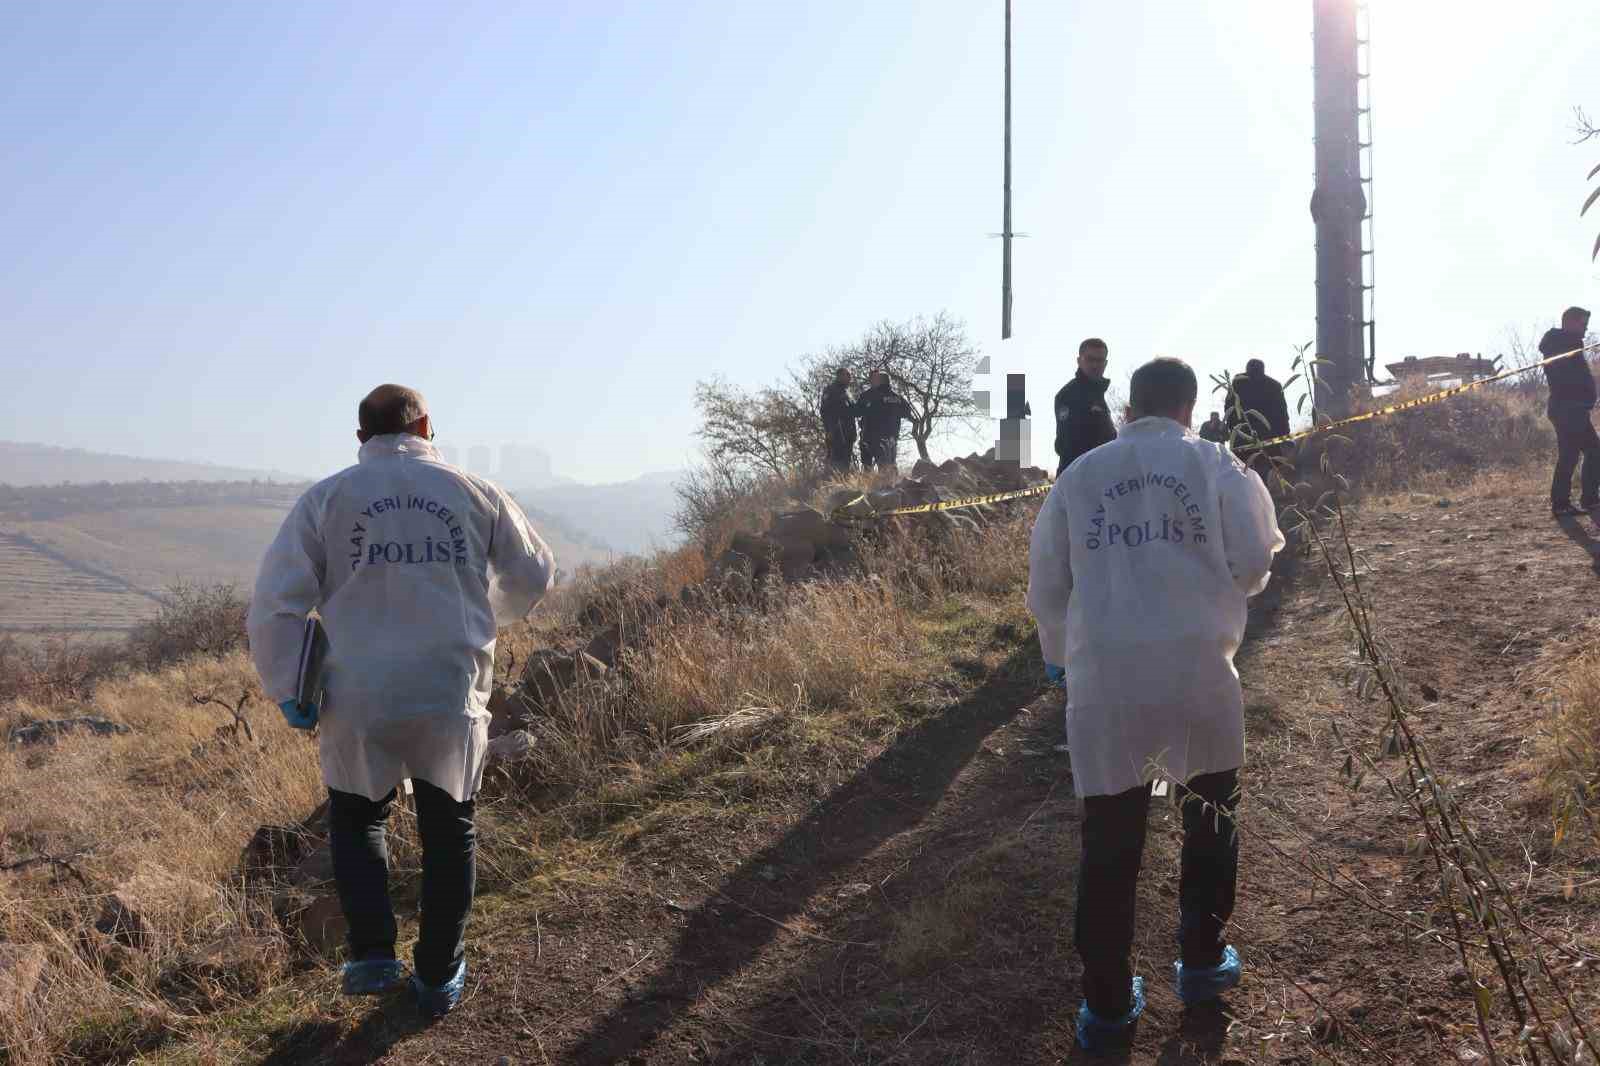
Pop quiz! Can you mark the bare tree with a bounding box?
[688,377,822,482]
[804,313,986,462]
[1577,107,1600,260]
[683,314,986,514]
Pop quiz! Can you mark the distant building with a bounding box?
[499,444,554,489]
[467,446,493,478]
[437,444,460,467]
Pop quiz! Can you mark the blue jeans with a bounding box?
[329,778,476,986]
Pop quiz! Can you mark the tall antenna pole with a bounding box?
[1001,0,1013,340]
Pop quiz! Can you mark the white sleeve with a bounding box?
[1026,482,1074,667]
[246,494,326,704]
[487,491,556,626]
[1218,456,1285,597]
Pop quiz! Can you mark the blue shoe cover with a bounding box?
[340,957,407,996]
[1075,975,1145,1052]
[411,959,466,1018]
[1174,944,1241,1004]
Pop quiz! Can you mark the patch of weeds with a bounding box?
[884,837,1022,974]
[62,1007,174,1064]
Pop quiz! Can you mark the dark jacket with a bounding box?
[820,382,858,445]
[1053,371,1116,472]
[1540,327,1594,416]
[1224,370,1291,441]
[1198,417,1228,443]
[857,382,909,441]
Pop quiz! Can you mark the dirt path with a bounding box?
[263,480,1600,1065]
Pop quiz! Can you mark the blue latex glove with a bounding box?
[278,699,319,730]
[1044,664,1066,688]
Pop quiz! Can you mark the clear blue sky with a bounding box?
[2,1,1595,484]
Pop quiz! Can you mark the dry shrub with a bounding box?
[0,583,250,714]
[675,463,898,560]
[126,581,249,672]
[0,634,124,707]
[1320,380,1551,496]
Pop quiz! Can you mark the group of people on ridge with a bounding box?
[1053,338,1293,478]
[820,368,911,473]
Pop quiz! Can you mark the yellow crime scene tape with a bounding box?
[1238,341,1600,452]
[833,341,1600,521]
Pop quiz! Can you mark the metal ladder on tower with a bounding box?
[1357,2,1377,383]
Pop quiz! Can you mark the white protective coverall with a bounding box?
[248,435,555,802]
[1027,417,1284,798]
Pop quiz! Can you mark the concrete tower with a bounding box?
[1310,0,1370,416]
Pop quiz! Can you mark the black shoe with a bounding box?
[1553,502,1583,517]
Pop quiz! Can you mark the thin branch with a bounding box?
[192,686,256,744]
[0,850,93,888]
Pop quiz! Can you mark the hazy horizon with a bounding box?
[0,436,686,490]
[4,2,1596,484]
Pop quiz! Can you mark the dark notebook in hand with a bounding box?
[295,616,329,708]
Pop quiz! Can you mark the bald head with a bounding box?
[358,384,429,442]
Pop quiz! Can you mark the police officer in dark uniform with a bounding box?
[1542,306,1597,516]
[1198,411,1228,443]
[857,371,910,471]
[1224,359,1291,474]
[1054,338,1116,477]
[820,369,859,472]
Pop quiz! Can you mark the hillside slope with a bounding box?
[519,471,683,556]
[116,472,1599,1064]
[0,484,619,633]
[0,441,301,485]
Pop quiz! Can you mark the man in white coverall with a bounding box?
[247,385,554,1017]
[1027,358,1283,1051]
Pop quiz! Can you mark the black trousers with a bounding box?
[1075,769,1239,1018]
[1550,408,1600,508]
[860,435,898,471]
[827,430,855,473]
[329,778,477,986]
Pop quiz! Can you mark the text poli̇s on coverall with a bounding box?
[247,434,555,802]
[1026,417,1284,798]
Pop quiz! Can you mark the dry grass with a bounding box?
[1319,379,1552,497]
[0,480,1037,1064]
[0,652,323,1064]
[1543,633,1600,850]
[501,509,1032,829]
